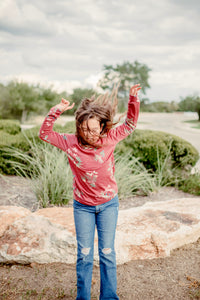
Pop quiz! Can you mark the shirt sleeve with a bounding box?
[39,106,71,152]
[106,95,140,144]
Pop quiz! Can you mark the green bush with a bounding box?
[0,126,41,175]
[0,132,25,175]
[141,101,178,113]
[115,129,199,171]
[178,173,200,195]
[1,123,199,180]
[0,121,76,175]
[0,119,21,135]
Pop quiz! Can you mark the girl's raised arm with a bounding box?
[39,99,75,152]
[106,84,141,144]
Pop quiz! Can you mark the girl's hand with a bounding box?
[55,98,75,113]
[130,84,141,96]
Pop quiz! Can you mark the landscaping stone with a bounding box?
[0,197,200,265]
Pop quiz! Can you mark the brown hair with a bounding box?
[75,83,119,147]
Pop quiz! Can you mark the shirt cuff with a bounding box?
[129,95,139,102]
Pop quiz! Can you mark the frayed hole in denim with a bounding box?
[81,247,90,255]
[102,248,112,255]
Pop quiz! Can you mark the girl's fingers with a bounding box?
[68,103,75,109]
[132,84,140,89]
[65,102,75,110]
[130,85,140,91]
[130,85,141,95]
[61,98,69,105]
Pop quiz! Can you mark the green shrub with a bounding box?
[0,131,26,175]
[0,127,42,175]
[0,119,21,135]
[178,173,200,195]
[0,121,76,175]
[0,120,75,148]
[1,123,199,182]
[115,129,199,171]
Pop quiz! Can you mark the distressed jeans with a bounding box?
[73,195,119,300]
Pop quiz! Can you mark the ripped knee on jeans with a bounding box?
[102,248,112,255]
[81,247,90,255]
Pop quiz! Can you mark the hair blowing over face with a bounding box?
[75,84,119,146]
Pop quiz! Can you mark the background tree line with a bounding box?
[0,60,199,122]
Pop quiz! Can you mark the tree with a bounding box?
[37,85,66,111]
[0,81,69,122]
[98,60,151,98]
[0,83,10,119]
[179,95,200,121]
[69,88,96,114]
[1,81,40,122]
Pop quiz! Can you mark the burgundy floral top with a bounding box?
[39,95,140,206]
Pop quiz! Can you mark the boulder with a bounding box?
[0,206,31,236]
[0,197,200,265]
[116,198,200,263]
[0,211,76,264]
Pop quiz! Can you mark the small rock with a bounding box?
[11,265,19,270]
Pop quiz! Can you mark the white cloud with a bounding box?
[0,0,200,101]
[0,0,56,36]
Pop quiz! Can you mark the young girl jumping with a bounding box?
[39,83,141,300]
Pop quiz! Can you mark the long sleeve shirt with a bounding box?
[39,95,140,206]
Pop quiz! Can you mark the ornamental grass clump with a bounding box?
[4,134,73,207]
[114,152,155,197]
[4,137,157,207]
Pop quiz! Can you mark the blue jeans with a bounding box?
[73,195,119,300]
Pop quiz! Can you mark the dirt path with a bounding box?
[0,238,200,299]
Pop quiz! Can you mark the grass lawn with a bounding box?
[183,119,200,129]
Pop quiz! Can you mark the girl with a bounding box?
[39,83,141,300]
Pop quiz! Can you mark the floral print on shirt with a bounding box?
[74,188,81,198]
[100,185,116,199]
[66,147,82,167]
[95,150,105,163]
[41,134,51,143]
[107,160,114,178]
[124,118,136,134]
[81,171,98,188]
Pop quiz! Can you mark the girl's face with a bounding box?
[81,117,103,144]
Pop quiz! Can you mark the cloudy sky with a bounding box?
[0,0,199,101]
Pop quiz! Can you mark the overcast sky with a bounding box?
[0,0,199,101]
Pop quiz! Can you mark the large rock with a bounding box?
[0,209,76,264]
[116,198,200,263]
[0,198,200,265]
[0,206,31,236]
